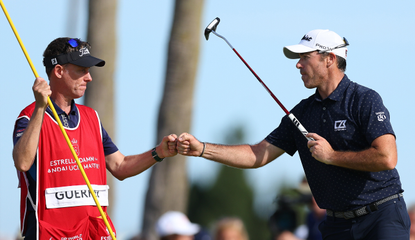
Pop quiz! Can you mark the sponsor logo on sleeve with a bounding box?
[376,112,386,122]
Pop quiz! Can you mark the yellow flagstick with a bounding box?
[0,1,116,239]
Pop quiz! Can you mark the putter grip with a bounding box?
[288,113,315,141]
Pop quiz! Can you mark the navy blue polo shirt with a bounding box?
[265,75,403,211]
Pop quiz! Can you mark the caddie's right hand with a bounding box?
[158,134,178,158]
[32,77,51,109]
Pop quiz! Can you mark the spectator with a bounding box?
[272,177,325,240]
[156,211,200,240]
[213,217,249,240]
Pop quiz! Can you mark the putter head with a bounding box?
[204,17,220,40]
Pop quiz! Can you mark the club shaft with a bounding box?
[211,30,233,49]
[232,48,290,115]
[212,30,289,114]
[232,48,313,141]
[210,28,313,141]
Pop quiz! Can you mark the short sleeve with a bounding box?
[265,115,298,156]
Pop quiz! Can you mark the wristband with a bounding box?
[151,147,164,162]
[199,142,206,157]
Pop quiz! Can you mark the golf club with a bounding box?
[0,1,116,239]
[205,17,314,141]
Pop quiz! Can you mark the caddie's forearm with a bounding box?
[106,150,157,181]
[13,106,45,172]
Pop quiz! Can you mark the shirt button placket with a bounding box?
[322,106,327,123]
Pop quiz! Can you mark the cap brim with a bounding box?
[175,223,200,236]
[71,55,105,67]
[158,223,200,237]
[283,44,316,59]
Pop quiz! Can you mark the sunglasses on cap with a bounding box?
[68,38,79,48]
[318,37,349,54]
[43,38,105,68]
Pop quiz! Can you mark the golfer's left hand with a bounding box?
[306,133,334,165]
[177,132,203,157]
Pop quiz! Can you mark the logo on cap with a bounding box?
[79,47,90,57]
[301,35,312,41]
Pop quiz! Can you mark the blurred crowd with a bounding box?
[128,176,415,240]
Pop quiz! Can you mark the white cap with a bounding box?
[283,29,348,59]
[156,211,200,237]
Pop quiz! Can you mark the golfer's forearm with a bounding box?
[329,148,396,172]
[202,143,264,169]
[326,135,397,172]
[13,107,45,172]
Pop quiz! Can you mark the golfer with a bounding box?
[176,29,410,239]
[12,37,177,240]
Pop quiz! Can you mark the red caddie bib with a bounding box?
[17,102,116,240]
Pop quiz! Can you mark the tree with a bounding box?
[141,1,204,240]
[84,0,118,217]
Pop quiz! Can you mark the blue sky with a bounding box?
[1,0,415,239]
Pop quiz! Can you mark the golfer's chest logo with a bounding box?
[334,120,347,131]
[71,138,80,156]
